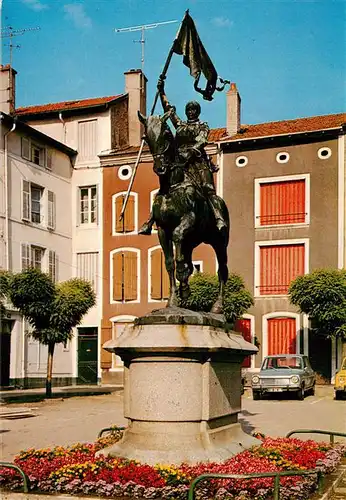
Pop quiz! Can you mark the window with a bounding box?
[235,156,248,167]
[234,317,252,368]
[192,261,203,274]
[79,186,97,224]
[255,175,309,227]
[78,120,97,160]
[76,252,99,293]
[21,137,47,168]
[118,165,133,180]
[276,152,290,164]
[256,241,307,296]
[21,243,45,271]
[48,250,58,282]
[113,193,137,234]
[111,249,139,303]
[149,247,169,301]
[47,191,56,230]
[22,180,45,225]
[318,147,332,160]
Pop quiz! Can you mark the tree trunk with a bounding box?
[46,342,55,398]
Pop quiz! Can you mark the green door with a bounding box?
[77,327,98,385]
[0,319,13,387]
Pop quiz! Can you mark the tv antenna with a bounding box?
[0,26,40,66]
[114,19,177,72]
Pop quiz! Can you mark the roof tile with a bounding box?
[16,95,124,116]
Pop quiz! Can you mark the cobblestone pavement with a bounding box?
[1,385,345,462]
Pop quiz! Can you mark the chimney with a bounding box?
[226,82,241,136]
[124,69,147,147]
[0,65,16,115]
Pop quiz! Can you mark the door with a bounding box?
[0,320,13,387]
[77,327,98,385]
[267,317,297,355]
[234,318,252,368]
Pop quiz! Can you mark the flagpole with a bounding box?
[119,13,187,221]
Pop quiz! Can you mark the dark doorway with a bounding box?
[77,327,98,385]
[0,320,13,387]
[308,331,331,384]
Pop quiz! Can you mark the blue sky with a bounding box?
[3,0,346,128]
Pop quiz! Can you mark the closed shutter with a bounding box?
[78,120,97,160]
[21,137,30,160]
[48,250,57,282]
[112,252,123,301]
[124,195,135,232]
[46,149,53,170]
[235,318,252,368]
[47,191,55,230]
[267,317,297,355]
[151,248,162,299]
[22,180,30,221]
[124,251,138,301]
[260,180,305,225]
[76,252,98,292]
[260,244,305,295]
[21,243,30,270]
[115,196,124,233]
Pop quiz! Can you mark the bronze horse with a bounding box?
[138,110,230,313]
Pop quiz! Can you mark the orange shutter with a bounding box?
[260,180,305,225]
[124,251,137,301]
[151,248,162,299]
[260,244,305,295]
[124,195,135,233]
[267,317,296,355]
[235,318,252,368]
[112,252,123,301]
[161,252,170,300]
[115,196,124,233]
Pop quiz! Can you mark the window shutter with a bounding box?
[260,244,305,295]
[115,195,124,233]
[161,252,170,300]
[46,149,53,170]
[151,248,162,299]
[268,317,296,355]
[21,137,30,160]
[260,180,306,225]
[22,180,30,221]
[47,191,55,230]
[21,243,30,270]
[124,195,135,232]
[48,250,57,282]
[124,251,138,301]
[112,252,123,301]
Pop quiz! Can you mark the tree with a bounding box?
[180,272,254,326]
[289,268,346,355]
[6,268,96,397]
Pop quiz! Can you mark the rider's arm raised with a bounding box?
[158,78,180,129]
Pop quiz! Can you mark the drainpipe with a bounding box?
[3,115,16,270]
[58,112,66,143]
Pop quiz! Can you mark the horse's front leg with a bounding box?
[158,227,178,307]
[210,239,229,314]
[173,213,195,292]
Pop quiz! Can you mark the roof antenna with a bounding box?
[0,25,40,66]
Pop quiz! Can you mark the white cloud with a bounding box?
[22,0,48,11]
[212,17,233,28]
[64,4,92,29]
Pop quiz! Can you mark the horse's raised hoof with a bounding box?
[138,221,153,235]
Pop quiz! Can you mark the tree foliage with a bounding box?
[289,268,346,340]
[180,272,254,325]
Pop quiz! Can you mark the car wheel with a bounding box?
[310,384,315,396]
[297,387,305,401]
[335,391,342,401]
[253,390,261,401]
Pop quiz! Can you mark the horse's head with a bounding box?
[138,110,174,176]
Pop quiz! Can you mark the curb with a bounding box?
[316,464,346,500]
[0,386,123,404]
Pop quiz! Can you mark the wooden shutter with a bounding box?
[123,251,138,301]
[78,120,97,160]
[124,195,135,233]
[46,149,53,170]
[21,243,30,270]
[151,248,162,299]
[268,317,297,355]
[260,244,305,295]
[47,191,55,230]
[115,196,124,233]
[112,252,123,301]
[21,137,30,160]
[22,180,30,221]
[48,250,57,282]
[260,180,306,225]
[235,318,252,368]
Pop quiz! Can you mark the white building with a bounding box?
[0,65,146,388]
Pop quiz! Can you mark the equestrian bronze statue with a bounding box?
[138,78,230,313]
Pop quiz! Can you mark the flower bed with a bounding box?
[0,430,345,499]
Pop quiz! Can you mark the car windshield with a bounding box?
[262,356,302,370]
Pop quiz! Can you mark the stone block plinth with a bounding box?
[99,307,259,465]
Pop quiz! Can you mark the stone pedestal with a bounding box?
[101,307,259,465]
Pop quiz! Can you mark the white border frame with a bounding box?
[262,311,300,359]
[118,165,133,181]
[150,189,159,234]
[112,192,138,236]
[192,260,203,274]
[254,174,310,229]
[235,155,248,168]
[109,247,140,304]
[254,238,310,298]
[317,147,332,160]
[276,151,290,164]
[109,315,137,369]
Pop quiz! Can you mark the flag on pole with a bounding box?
[173,10,228,101]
